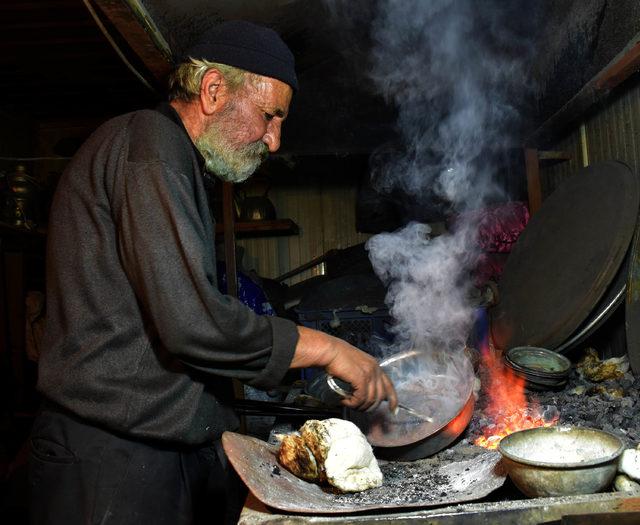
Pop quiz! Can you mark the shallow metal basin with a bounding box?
[498,426,625,497]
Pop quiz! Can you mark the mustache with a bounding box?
[243,140,269,161]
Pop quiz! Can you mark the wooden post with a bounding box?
[221,182,245,417]
[525,148,542,215]
[222,182,238,298]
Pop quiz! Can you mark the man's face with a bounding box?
[196,76,293,183]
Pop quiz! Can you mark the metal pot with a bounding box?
[350,348,475,460]
[371,391,475,461]
[236,188,276,221]
[307,347,476,460]
[498,426,625,497]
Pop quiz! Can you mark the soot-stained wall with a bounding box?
[533,0,640,126]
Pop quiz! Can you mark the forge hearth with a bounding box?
[238,348,640,523]
[468,349,640,446]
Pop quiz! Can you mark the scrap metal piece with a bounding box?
[239,491,640,525]
[221,431,505,515]
[577,348,629,382]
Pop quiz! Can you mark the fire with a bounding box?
[474,345,558,449]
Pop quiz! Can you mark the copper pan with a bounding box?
[348,347,476,461]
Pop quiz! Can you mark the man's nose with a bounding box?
[262,121,282,153]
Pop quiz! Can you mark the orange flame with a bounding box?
[474,345,558,449]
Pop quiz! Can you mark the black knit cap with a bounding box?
[180,20,298,91]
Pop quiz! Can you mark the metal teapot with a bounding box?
[236,187,276,221]
[2,165,40,228]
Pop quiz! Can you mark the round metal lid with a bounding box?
[625,208,640,375]
[490,161,639,351]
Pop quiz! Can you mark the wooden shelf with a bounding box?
[215,218,299,238]
[0,221,46,238]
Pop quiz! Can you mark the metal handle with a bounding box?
[304,373,353,407]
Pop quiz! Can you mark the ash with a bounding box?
[333,463,448,506]
[465,353,640,447]
[332,450,473,506]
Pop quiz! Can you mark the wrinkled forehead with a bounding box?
[244,75,293,117]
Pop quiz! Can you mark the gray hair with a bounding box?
[167,58,251,102]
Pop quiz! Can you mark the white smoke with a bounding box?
[367,221,476,349]
[368,0,531,198]
[324,0,535,354]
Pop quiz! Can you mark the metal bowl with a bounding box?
[504,346,571,378]
[503,362,568,391]
[498,426,625,497]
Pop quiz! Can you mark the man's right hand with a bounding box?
[291,326,398,412]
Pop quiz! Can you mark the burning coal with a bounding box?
[473,345,559,449]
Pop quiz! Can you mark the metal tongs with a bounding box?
[305,349,434,422]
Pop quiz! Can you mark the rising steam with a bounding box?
[323,1,537,419]
[327,0,535,353]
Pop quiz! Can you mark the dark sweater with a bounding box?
[38,104,299,444]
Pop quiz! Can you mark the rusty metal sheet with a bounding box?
[238,492,640,525]
[221,431,505,515]
[491,161,639,351]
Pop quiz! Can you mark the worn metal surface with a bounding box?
[540,69,640,197]
[491,161,639,351]
[221,431,505,515]
[347,349,475,461]
[555,248,629,354]
[537,66,640,368]
[238,492,640,525]
[586,79,640,177]
[345,350,474,458]
[371,394,475,462]
[626,205,640,375]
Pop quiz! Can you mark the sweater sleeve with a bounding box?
[111,158,298,390]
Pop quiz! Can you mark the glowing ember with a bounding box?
[474,345,559,449]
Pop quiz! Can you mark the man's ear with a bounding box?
[200,68,229,115]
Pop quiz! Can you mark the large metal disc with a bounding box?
[491,161,639,351]
[626,208,640,375]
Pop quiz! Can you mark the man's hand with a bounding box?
[291,326,398,412]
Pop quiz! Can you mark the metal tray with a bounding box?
[222,431,505,515]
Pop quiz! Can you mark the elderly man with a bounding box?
[28,20,396,525]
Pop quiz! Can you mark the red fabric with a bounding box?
[473,201,529,253]
[450,202,530,286]
[452,201,529,253]
[474,253,509,286]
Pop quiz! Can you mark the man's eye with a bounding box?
[264,112,275,121]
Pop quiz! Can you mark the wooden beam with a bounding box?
[537,150,571,162]
[595,40,640,92]
[524,148,542,215]
[214,219,299,239]
[528,32,640,147]
[91,0,172,83]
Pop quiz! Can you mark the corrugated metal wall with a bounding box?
[237,173,371,284]
[541,78,640,196]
